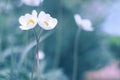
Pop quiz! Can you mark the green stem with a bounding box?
[72,28,81,80]
[38,29,43,40]
[30,43,37,80]
[31,29,41,80]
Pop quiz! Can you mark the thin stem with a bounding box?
[34,29,40,80]
[36,53,40,80]
[72,28,81,80]
[31,29,41,80]
[38,29,43,40]
[30,44,37,80]
[30,30,37,80]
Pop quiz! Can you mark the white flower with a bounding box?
[19,10,37,30]
[74,14,94,31]
[21,0,43,6]
[38,11,58,30]
[38,51,45,60]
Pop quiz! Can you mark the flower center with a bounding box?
[44,21,49,26]
[27,19,35,25]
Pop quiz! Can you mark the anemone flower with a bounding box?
[74,14,93,31]
[19,10,37,30]
[38,11,58,30]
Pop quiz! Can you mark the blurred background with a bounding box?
[0,0,120,80]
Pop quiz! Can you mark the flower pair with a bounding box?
[19,10,58,30]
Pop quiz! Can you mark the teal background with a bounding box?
[0,0,120,80]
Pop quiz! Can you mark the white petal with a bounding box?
[38,11,46,20]
[41,26,52,30]
[21,0,41,6]
[46,14,51,17]
[44,19,57,30]
[74,14,82,26]
[39,11,46,15]
[19,16,26,25]
[32,10,38,22]
[19,26,29,30]
[81,19,94,31]
[49,18,58,28]
[32,10,37,16]
[25,14,37,23]
[25,13,31,18]
[19,24,35,30]
[38,21,51,30]
[33,0,41,6]
[39,11,46,17]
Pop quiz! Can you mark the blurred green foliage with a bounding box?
[0,0,120,80]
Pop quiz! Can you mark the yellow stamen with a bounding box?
[27,19,35,25]
[44,21,49,26]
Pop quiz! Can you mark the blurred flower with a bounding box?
[85,62,120,80]
[38,11,58,30]
[74,14,93,31]
[21,0,43,6]
[38,51,45,60]
[19,10,37,30]
[0,1,13,14]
